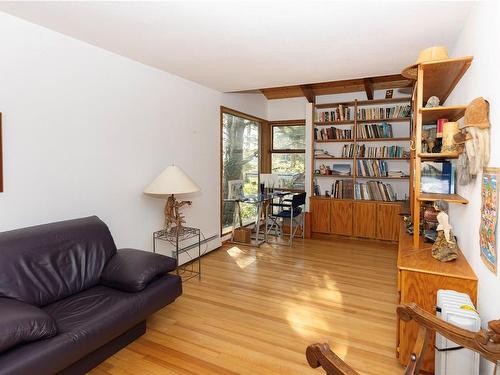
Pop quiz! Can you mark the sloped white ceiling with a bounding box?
[0,1,475,92]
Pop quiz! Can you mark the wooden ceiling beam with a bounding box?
[256,74,413,100]
[300,85,315,103]
[363,78,374,100]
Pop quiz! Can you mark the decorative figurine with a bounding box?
[431,200,459,262]
[425,96,440,108]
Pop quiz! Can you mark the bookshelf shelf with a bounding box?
[314,96,412,109]
[356,117,411,124]
[357,157,410,160]
[315,139,354,143]
[357,137,411,142]
[420,105,466,123]
[356,176,409,180]
[421,56,473,103]
[313,174,353,178]
[418,152,459,160]
[314,156,352,160]
[417,193,469,205]
[314,120,354,126]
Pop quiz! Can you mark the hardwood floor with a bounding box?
[90,237,405,375]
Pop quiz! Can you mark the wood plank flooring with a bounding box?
[90,237,405,375]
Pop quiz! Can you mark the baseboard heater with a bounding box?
[177,234,220,266]
[435,289,481,375]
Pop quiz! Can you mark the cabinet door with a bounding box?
[376,203,401,241]
[330,200,353,235]
[353,202,377,238]
[310,199,331,233]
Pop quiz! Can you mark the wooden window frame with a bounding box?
[268,119,306,192]
[220,107,267,236]
[269,119,306,154]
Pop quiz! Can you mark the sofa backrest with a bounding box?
[0,216,117,306]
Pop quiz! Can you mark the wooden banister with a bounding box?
[306,303,500,375]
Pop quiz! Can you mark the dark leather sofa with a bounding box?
[0,216,182,375]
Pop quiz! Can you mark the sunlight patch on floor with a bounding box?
[226,246,256,269]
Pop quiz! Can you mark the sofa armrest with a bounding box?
[101,249,177,292]
[0,298,58,354]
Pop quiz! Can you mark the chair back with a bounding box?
[291,192,306,208]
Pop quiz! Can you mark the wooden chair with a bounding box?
[306,303,500,375]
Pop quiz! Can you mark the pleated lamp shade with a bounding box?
[144,165,200,196]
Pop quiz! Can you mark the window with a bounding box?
[221,109,262,233]
[271,122,305,190]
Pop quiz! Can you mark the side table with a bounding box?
[153,226,201,281]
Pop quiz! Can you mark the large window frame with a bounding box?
[269,119,306,191]
[220,107,266,236]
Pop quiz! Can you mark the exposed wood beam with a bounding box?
[300,85,315,103]
[256,74,413,100]
[363,78,374,100]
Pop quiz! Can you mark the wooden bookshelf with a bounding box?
[314,156,352,160]
[418,152,459,159]
[314,120,354,126]
[356,175,409,180]
[418,193,469,205]
[420,105,466,123]
[315,139,354,143]
[357,157,410,160]
[312,96,411,202]
[357,117,411,124]
[412,56,473,248]
[421,56,473,103]
[357,137,411,142]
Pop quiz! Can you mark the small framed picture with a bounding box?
[227,180,244,200]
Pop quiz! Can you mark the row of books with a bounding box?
[329,179,397,201]
[314,126,352,140]
[341,144,355,157]
[315,105,352,122]
[354,181,397,201]
[356,144,408,158]
[357,105,411,120]
[357,160,389,177]
[332,179,354,199]
[357,122,394,139]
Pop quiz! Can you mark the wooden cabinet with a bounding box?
[353,202,376,238]
[397,222,478,373]
[310,198,330,233]
[330,200,352,235]
[309,197,401,241]
[376,203,401,241]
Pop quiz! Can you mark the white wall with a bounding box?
[221,92,268,120]
[0,12,262,254]
[267,97,307,121]
[446,3,500,373]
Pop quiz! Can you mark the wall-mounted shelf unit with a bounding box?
[412,56,473,247]
[312,96,412,200]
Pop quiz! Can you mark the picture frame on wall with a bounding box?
[480,167,500,275]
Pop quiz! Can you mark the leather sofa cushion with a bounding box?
[0,275,182,375]
[0,216,117,306]
[0,298,57,354]
[101,249,177,292]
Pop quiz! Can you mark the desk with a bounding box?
[397,221,477,373]
[225,194,272,247]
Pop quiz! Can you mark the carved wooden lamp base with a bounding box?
[164,194,192,233]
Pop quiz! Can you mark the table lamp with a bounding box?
[144,165,200,232]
